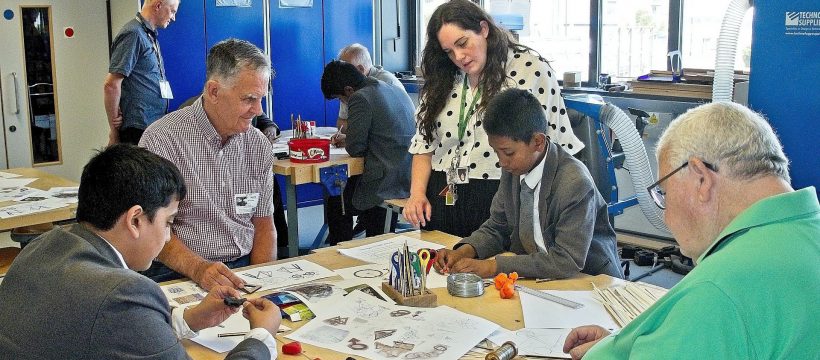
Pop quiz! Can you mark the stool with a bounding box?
[10,222,55,248]
[0,247,22,275]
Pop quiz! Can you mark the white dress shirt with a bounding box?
[520,152,549,253]
[96,233,277,357]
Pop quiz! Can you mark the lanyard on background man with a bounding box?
[135,15,166,80]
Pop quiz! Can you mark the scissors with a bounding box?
[390,251,402,290]
[417,249,437,275]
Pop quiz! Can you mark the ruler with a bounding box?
[515,284,584,309]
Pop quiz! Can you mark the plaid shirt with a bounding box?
[140,98,274,262]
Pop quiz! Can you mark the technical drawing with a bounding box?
[324,316,349,326]
[374,329,396,340]
[277,263,304,273]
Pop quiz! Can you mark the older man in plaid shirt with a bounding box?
[139,39,276,290]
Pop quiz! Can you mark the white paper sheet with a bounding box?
[191,311,291,353]
[333,263,448,290]
[47,186,79,203]
[337,235,445,265]
[287,291,499,360]
[0,200,67,219]
[0,178,36,189]
[486,327,572,358]
[235,259,336,292]
[520,290,619,330]
[0,171,21,179]
[160,280,208,308]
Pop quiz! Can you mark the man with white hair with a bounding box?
[563,102,819,359]
[335,43,407,131]
[140,39,276,291]
[105,0,180,145]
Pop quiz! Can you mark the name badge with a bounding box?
[235,193,260,214]
[159,80,174,99]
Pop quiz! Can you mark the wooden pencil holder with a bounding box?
[381,282,437,308]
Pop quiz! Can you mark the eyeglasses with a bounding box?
[647,161,717,209]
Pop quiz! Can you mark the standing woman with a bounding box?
[403,0,584,237]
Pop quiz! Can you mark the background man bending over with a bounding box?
[0,144,279,359]
[321,60,415,244]
[140,39,276,290]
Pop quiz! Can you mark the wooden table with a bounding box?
[182,230,621,359]
[273,155,364,258]
[0,168,78,232]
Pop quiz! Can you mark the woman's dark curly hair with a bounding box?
[417,0,531,143]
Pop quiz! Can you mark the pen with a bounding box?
[535,278,554,283]
[218,332,247,337]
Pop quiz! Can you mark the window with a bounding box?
[601,0,669,81]
[418,0,591,79]
[512,1,591,80]
[418,0,454,65]
[681,0,753,71]
[414,0,754,85]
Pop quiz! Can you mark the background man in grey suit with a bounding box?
[321,60,416,245]
[0,144,280,359]
[334,43,407,132]
[433,89,622,279]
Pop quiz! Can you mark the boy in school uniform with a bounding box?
[433,88,623,279]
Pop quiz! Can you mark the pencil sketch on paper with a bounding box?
[404,344,447,359]
[516,329,564,356]
[348,337,368,350]
[324,316,349,326]
[375,340,414,357]
[302,325,349,344]
[353,268,385,278]
[277,263,304,273]
[374,329,396,340]
[235,259,335,292]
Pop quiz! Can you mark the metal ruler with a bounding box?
[515,284,584,309]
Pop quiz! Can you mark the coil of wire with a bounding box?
[447,273,484,297]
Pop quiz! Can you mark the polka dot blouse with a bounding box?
[409,49,585,180]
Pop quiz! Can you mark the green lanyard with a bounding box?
[458,76,482,141]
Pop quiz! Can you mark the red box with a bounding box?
[288,138,330,163]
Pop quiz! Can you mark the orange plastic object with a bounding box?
[494,273,508,290]
[494,272,519,299]
[501,282,515,298]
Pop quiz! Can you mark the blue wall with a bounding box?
[157,0,206,111]
[156,1,376,208]
[749,0,820,190]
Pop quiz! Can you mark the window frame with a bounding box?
[414,0,689,87]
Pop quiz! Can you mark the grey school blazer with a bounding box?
[0,224,270,360]
[459,142,623,279]
[345,77,416,211]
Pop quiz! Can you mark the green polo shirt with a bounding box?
[585,187,819,359]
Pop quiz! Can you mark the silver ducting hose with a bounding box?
[712,0,752,102]
[600,104,670,233]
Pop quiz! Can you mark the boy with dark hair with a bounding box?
[433,89,622,279]
[319,60,416,245]
[0,144,279,359]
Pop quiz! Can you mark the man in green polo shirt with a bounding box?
[563,102,819,359]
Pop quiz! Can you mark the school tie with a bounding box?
[519,179,536,252]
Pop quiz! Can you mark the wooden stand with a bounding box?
[381,282,437,308]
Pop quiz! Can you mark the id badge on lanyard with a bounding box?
[440,77,481,205]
